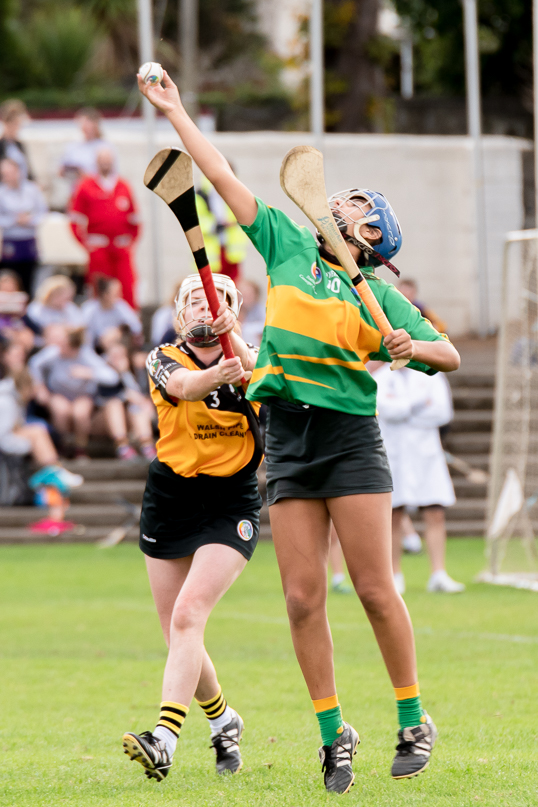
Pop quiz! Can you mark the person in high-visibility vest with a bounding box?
[195,176,248,281]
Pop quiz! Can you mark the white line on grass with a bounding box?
[215,612,538,646]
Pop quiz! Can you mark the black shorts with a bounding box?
[265,399,393,505]
[139,459,262,561]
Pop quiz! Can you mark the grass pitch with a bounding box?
[1,539,537,806]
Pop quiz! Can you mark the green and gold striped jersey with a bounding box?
[242,198,449,416]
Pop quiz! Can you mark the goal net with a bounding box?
[479,229,538,591]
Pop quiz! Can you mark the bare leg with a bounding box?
[102,397,128,442]
[15,423,58,466]
[127,407,154,444]
[269,498,335,699]
[423,506,446,574]
[48,394,73,437]
[145,554,220,701]
[401,512,416,541]
[146,545,247,706]
[328,493,417,688]
[329,525,344,577]
[71,395,94,449]
[392,507,405,574]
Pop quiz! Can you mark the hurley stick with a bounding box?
[280,145,409,370]
[144,147,242,375]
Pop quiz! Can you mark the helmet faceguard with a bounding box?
[175,273,242,348]
[318,188,402,277]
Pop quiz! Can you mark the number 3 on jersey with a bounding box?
[208,390,220,408]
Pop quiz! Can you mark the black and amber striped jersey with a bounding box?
[146,342,262,478]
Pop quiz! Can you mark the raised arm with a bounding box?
[138,71,258,226]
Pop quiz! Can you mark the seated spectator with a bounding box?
[0,99,32,180]
[150,281,181,346]
[3,338,54,430]
[100,341,156,460]
[0,344,83,532]
[238,278,265,346]
[0,158,47,295]
[82,276,142,349]
[29,325,119,460]
[2,339,35,407]
[0,269,34,351]
[26,275,84,333]
[59,107,117,190]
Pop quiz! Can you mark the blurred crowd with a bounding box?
[0,98,266,515]
[0,95,462,584]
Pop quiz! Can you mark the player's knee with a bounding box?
[170,595,209,634]
[355,583,393,619]
[285,588,324,628]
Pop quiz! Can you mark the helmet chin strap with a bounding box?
[350,221,400,278]
[328,208,400,277]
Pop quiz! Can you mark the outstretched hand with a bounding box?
[137,70,182,116]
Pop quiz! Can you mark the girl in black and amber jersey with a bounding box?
[122,273,262,781]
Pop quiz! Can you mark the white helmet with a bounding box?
[175,273,242,347]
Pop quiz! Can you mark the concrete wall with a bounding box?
[22,121,530,336]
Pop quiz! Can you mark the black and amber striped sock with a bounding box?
[196,687,227,720]
[156,700,189,738]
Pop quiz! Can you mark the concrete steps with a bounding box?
[0,338,495,543]
[436,338,496,537]
[445,432,492,454]
[0,458,270,545]
[0,525,139,544]
[63,458,149,480]
[70,480,146,504]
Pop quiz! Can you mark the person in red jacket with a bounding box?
[69,147,140,308]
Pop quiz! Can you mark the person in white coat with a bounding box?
[373,362,465,594]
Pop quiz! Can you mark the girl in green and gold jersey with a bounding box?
[138,70,460,796]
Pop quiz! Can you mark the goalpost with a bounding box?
[478,230,538,590]
[479,1,538,590]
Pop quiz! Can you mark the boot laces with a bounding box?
[322,738,353,773]
[211,726,239,755]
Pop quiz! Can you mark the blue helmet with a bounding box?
[325,188,402,275]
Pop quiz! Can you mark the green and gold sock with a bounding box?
[156,700,189,738]
[394,683,425,729]
[313,694,344,747]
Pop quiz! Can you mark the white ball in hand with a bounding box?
[139,62,163,85]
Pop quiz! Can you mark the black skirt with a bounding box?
[265,399,392,505]
[139,459,262,560]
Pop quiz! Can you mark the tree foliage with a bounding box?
[0,0,34,90]
[393,0,532,105]
[324,0,387,132]
[26,6,100,89]
[0,0,278,110]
